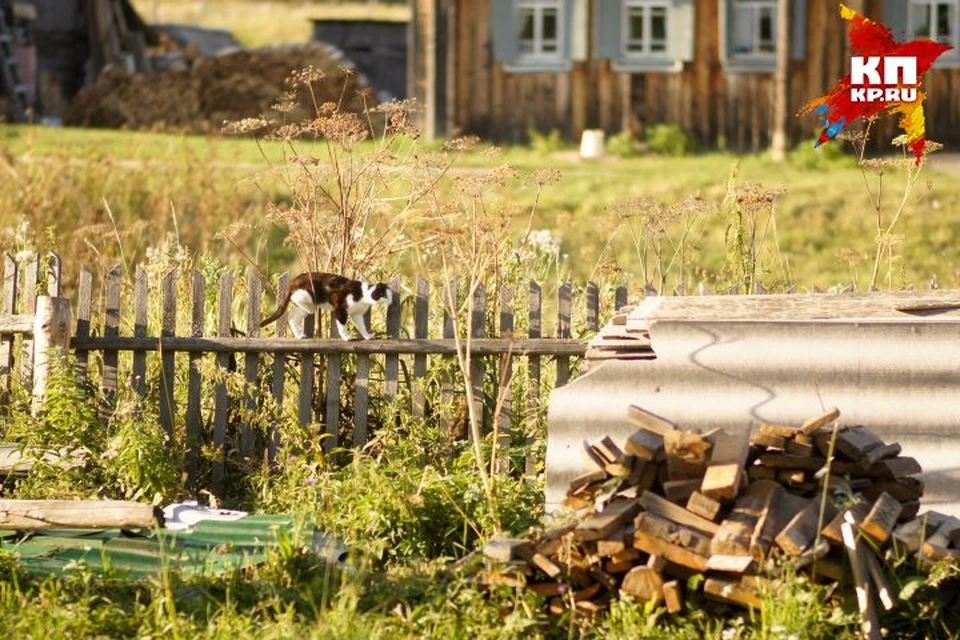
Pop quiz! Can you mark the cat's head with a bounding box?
[361,280,394,307]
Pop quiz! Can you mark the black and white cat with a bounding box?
[261,272,393,340]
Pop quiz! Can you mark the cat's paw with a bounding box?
[363,333,381,340]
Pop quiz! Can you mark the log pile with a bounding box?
[481,405,956,629]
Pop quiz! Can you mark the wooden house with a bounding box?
[408,0,960,151]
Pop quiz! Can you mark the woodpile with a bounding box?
[63,45,372,134]
[481,405,956,631]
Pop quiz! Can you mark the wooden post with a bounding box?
[75,267,93,382]
[771,0,791,162]
[20,253,38,391]
[556,282,572,387]
[526,280,542,475]
[241,268,261,458]
[186,271,205,488]
[132,265,148,397]
[31,296,72,415]
[212,272,233,494]
[269,272,289,461]
[159,269,177,440]
[468,283,485,442]
[496,285,514,474]
[412,278,429,417]
[101,264,121,410]
[0,255,17,400]
[384,276,402,401]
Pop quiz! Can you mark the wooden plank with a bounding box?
[20,253,38,391]
[0,499,159,530]
[776,497,838,557]
[701,429,751,501]
[132,265,147,397]
[832,426,885,462]
[711,480,779,558]
[575,498,642,542]
[706,554,755,573]
[639,490,720,536]
[632,512,710,571]
[662,478,701,503]
[661,580,683,613]
[159,269,177,441]
[526,280,541,475]
[800,407,840,435]
[468,283,485,442]
[412,278,429,417]
[67,336,589,356]
[101,263,121,409]
[269,272,289,461]
[211,272,233,495]
[186,271,205,488]
[752,484,809,554]
[0,255,17,397]
[384,276,401,401]
[624,428,664,461]
[241,268,261,458]
[664,430,710,481]
[687,491,723,522]
[555,282,571,387]
[626,405,678,436]
[704,577,763,609]
[482,539,533,562]
[860,492,902,544]
[74,266,93,382]
[46,252,62,297]
[325,309,342,451]
[621,566,663,603]
[496,285,513,473]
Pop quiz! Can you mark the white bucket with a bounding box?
[579,129,606,159]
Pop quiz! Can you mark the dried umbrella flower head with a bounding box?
[733,183,785,210]
[309,112,368,149]
[223,117,269,135]
[287,66,326,88]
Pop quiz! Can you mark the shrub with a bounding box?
[607,131,640,158]
[789,135,852,169]
[527,128,565,155]
[645,124,698,157]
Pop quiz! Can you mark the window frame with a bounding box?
[908,0,960,67]
[514,0,566,65]
[622,0,672,59]
[730,0,778,60]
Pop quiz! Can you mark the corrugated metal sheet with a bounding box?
[0,515,344,577]
[547,293,960,515]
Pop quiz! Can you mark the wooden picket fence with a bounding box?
[0,252,628,491]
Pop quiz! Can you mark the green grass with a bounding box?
[131,0,410,48]
[6,123,959,292]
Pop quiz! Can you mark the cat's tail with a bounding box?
[260,284,292,329]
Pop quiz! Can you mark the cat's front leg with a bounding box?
[287,306,309,339]
[335,320,354,341]
[351,313,377,340]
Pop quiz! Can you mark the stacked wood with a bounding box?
[480,405,953,623]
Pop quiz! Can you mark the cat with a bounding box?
[261,272,394,340]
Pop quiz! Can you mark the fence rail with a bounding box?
[0,252,629,494]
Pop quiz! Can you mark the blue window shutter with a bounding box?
[563,0,576,60]
[669,0,696,62]
[595,0,623,60]
[882,0,908,39]
[791,0,807,60]
[491,0,518,63]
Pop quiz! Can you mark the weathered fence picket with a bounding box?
[1,256,17,398]
[159,269,177,440]
[556,282,571,387]
[269,272,288,461]
[186,271,205,488]
[20,254,38,390]
[101,264,121,410]
[242,268,261,458]
[0,254,633,492]
[526,280,542,476]
[133,266,148,397]
[412,278,429,417]
[211,272,233,494]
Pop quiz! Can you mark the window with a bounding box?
[624,1,670,56]
[732,0,777,56]
[516,0,563,61]
[909,0,959,47]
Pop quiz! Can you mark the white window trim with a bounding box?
[908,0,960,68]
[730,0,777,60]
[514,0,565,66]
[622,0,671,59]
